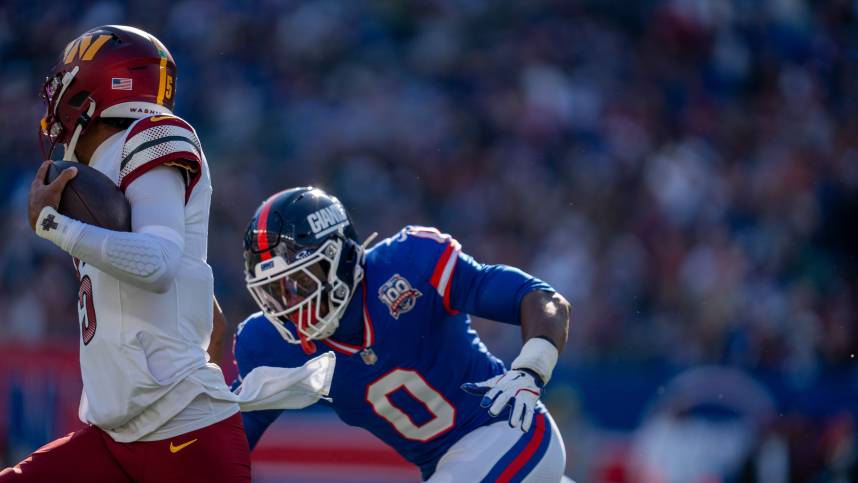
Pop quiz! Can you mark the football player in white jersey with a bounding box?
[2,25,251,482]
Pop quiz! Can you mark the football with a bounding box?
[45,161,132,232]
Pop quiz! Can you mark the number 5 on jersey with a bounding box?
[366,369,456,442]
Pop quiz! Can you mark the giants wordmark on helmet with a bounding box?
[307,204,349,238]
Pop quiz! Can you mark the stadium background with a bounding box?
[0,0,857,481]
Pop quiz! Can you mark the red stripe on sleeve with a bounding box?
[441,259,460,315]
[429,242,455,289]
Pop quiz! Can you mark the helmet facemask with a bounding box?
[247,235,363,347]
[39,66,89,160]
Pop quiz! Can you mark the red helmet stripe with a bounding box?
[254,189,295,260]
[255,195,277,260]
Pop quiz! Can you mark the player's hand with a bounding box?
[461,369,544,432]
[28,160,76,230]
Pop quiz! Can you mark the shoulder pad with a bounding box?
[236,312,268,339]
[370,226,461,295]
[118,114,203,198]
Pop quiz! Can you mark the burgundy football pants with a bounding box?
[0,412,250,483]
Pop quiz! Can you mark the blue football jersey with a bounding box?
[234,226,553,479]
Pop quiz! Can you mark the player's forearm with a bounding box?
[519,290,570,352]
[36,207,182,292]
[74,224,182,293]
[512,290,570,385]
[208,296,228,365]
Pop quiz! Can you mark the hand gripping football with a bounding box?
[45,161,131,232]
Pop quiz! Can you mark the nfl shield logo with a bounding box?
[378,274,422,319]
[360,348,378,365]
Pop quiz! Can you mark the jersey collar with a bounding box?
[322,280,375,356]
[87,130,124,170]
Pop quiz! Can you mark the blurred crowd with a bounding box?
[0,0,856,481]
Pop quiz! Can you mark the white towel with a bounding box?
[232,351,336,411]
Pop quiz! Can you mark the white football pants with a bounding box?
[427,410,566,482]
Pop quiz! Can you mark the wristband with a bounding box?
[35,206,85,252]
[511,337,558,385]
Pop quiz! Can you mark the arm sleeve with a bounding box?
[233,323,284,450]
[38,166,186,293]
[447,252,555,326]
[395,226,554,324]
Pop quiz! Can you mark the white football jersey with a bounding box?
[74,114,237,442]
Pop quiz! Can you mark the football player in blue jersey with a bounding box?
[232,187,571,482]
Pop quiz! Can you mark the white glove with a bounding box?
[461,368,544,432]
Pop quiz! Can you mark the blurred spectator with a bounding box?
[628,366,778,483]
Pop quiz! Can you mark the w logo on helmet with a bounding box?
[63,34,112,64]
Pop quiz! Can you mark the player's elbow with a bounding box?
[142,271,176,293]
[552,292,571,340]
[539,291,570,349]
[520,290,570,351]
[550,292,570,320]
[135,239,182,293]
[132,264,176,293]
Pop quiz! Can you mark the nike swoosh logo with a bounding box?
[148,115,173,122]
[169,438,198,453]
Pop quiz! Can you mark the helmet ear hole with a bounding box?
[68,91,90,107]
[323,244,337,258]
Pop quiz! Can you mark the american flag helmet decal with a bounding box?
[111,77,133,90]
